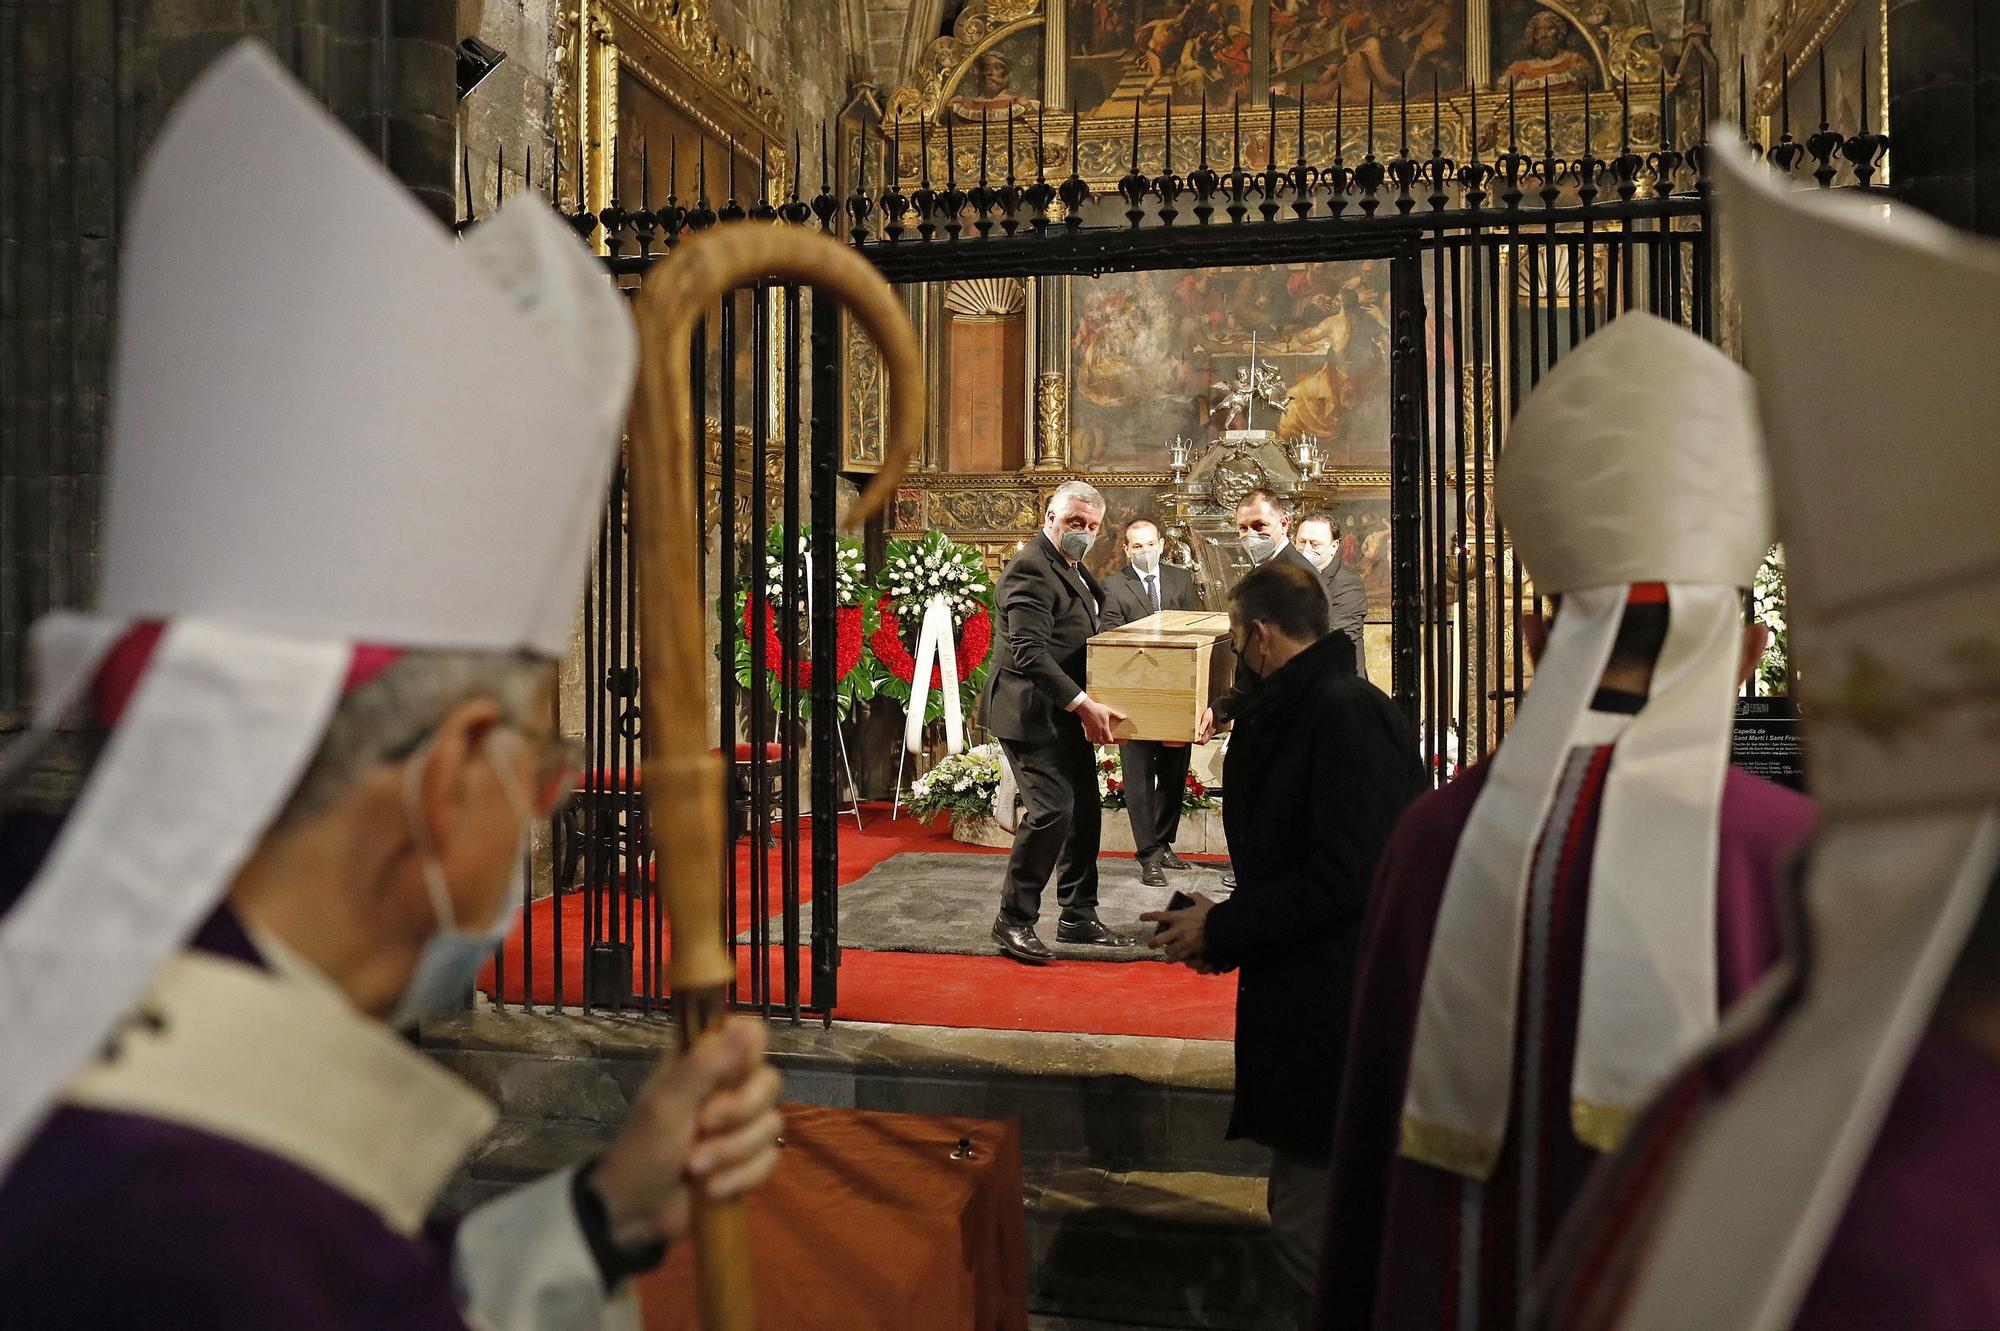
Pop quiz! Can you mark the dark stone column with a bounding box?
[1888,0,2000,235]
[0,0,456,756]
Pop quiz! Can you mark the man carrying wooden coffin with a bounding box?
[985,481,1134,964]
[1098,519,1203,889]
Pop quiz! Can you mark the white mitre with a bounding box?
[1605,145,2000,1331]
[1400,312,1772,1180]
[0,42,635,1171]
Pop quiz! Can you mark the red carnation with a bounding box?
[872,597,992,690]
[744,600,864,689]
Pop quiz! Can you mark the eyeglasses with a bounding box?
[383,723,584,819]
[516,729,585,817]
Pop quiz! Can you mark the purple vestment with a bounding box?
[0,912,472,1329]
[1314,756,1816,1331]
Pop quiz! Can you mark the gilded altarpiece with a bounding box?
[868,0,1671,702]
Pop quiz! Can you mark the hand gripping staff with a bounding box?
[625,223,921,1329]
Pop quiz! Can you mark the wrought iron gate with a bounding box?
[487,81,1884,1022]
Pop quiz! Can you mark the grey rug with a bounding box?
[764,851,1232,963]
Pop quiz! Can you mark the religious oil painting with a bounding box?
[1067,0,1255,116]
[1269,0,1467,102]
[947,26,1046,123]
[1489,1,1599,92]
[1069,260,1393,472]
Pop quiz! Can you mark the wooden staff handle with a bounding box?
[626,223,922,1330]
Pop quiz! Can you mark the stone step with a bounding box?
[438,1115,1287,1331]
[421,1009,1265,1178]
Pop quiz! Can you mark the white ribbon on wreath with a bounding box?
[904,592,964,756]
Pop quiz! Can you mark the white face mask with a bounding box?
[390,733,533,1028]
[1131,545,1162,575]
[1242,532,1279,565]
[1303,547,1334,571]
[1057,529,1095,561]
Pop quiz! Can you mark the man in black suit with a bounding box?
[1099,518,1201,889]
[1144,560,1423,1320]
[1196,488,1330,743]
[1294,510,1370,682]
[982,480,1132,964]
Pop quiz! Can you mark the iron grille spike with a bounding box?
[1458,79,1493,208]
[1119,98,1150,228]
[970,109,997,236]
[912,114,938,241]
[1498,79,1531,208]
[1574,83,1601,208]
[1806,49,1844,187]
[1058,105,1089,231]
[601,135,628,258]
[719,137,746,223]
[1257,96,1282,221]
[1289,84,1314,220]
[940,112,967,239]
[660,136,687,242]
[848,124,872,244]
[1189,94,1219,224]
[1768,53,1805,174]
[780,131,813,225]
[1426,73,1453,213]
[750,138,778,222]
[810,122,839,231]
[1649,70,1684,200]
[1842,47,1889,188]
[1327,84,1351,219]
[1539,70,1563,209]
[1611,77,1646,202]
[1388,72,1418,215]
[881,120,909,240]
[1025,104,1057,234]
[1155,93,1183,226]
[1224,95,1251,224]
[998,108,1023,235]
[633,139,658,257]
[1355,83,1385,216]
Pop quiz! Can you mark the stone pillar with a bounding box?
[0,0,458,758]
[1888,0,2000,234]
[0,1,118,731]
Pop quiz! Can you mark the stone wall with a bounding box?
[0,0,458,749]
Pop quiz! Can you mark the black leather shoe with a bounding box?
[992,920,1054,964]
[1139,858,1169,888]
[1159,850,1193,871]
[1057,914,1136,947]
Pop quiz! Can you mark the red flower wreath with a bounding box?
[871,596,993,690]
[742,600,865,689]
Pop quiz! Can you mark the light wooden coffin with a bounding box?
[1087,610,1238,743]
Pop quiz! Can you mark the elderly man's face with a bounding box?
[1046,495,1105,543]
[1235,498,1287,540]
[976,56,1010,96]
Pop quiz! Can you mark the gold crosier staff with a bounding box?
[626,223,921,1329]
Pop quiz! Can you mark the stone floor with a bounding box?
[423,1011,1285,1327]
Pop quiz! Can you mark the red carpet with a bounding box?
[480,805,1236,1041]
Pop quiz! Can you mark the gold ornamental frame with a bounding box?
[557,0,789,245]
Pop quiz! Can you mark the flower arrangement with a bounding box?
[1094,747,1217,813]
[731,526,877,722]
[905,743,1006,823]
[870,530,995,725]
[1753,544,1789,695]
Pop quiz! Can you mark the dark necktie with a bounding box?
[1145,573,1160,614]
